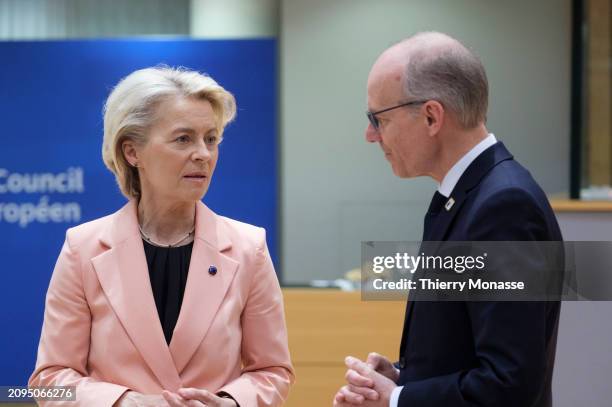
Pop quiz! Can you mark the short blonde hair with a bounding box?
[102,66,237,199]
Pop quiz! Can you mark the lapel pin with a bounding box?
[208,265,217,276]
[445,197,455,211]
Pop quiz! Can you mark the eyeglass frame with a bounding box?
[366,100,428,131]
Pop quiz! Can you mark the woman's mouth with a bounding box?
[183,172,208,182]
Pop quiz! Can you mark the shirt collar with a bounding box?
[438,133,497,198]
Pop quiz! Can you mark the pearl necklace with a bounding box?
[138,224,195,248]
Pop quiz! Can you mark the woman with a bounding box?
[29,67,294,406]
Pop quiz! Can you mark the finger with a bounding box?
[162,391,188,407]
[345,356,373,378]
[366,352,384,369]
[333,393,346,407]
[345,369,374,388]
[339,385,365,404]
[347,384,379,401]
[333,393,349,407]
[152,393,174,407]
[333,393,347,407]
[178,388,218,405]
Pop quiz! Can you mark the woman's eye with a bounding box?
[205,135,218,146]
[175,135,190,143]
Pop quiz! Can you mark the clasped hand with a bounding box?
[333,353,398,407]
[115,388,237,407]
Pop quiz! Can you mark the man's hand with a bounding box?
[115,390,169,406]
[162,388,237,407]
[366,353,399,383]
[333,356,397,406]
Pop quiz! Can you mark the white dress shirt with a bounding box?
[438,133,497,198]
[389,133,498,407]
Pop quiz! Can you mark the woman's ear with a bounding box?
[122,140,139,167]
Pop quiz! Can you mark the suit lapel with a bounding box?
[425,191,468,241]
[426,142,514,241]
[169,202,238,374]
[91,201,182,390]
[400,142,515,356]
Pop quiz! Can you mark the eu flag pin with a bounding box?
[208,265,217,276]
[445,197,455,211]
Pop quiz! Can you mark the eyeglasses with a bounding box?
[366,100,428,131]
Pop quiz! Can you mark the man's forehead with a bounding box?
[367,62,404,106]
[368,47,405,85]
[368,67,402,88]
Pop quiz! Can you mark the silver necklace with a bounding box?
[138,224,195,248]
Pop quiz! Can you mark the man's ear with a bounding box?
[122,139,139,167]
[423,101,444,136]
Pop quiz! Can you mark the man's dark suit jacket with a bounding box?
[396,142,563,407]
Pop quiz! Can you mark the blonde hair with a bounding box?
[102,66,236,199]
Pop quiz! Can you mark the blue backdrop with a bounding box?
[0,39,277,385]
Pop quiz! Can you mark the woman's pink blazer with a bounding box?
[29,200,294,406]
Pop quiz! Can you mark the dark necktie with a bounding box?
[398,190,449,371]
[423,191,447,241]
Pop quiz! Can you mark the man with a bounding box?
[333,32,562,407]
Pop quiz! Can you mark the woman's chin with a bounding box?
[185,187,209,202]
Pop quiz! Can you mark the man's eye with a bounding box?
[176,135,190,143]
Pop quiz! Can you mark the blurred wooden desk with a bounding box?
[550,199,612,212]
[282,289,405,407]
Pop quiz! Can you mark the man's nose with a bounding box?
[365,123,381,143]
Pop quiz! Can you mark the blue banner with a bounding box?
[0,39,277,385]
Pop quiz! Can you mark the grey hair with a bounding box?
[102,66,236,199]
[402,33,488,129]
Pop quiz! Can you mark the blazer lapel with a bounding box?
[91,201,182,390]
[169,202,239,374]
[427,142,514,241]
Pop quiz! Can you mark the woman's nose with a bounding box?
[192,141,212,162]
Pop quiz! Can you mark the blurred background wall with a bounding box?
[280,0,571,284]
[0,0,590,283]
[1,0,610,405]
[0,0,190,38]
